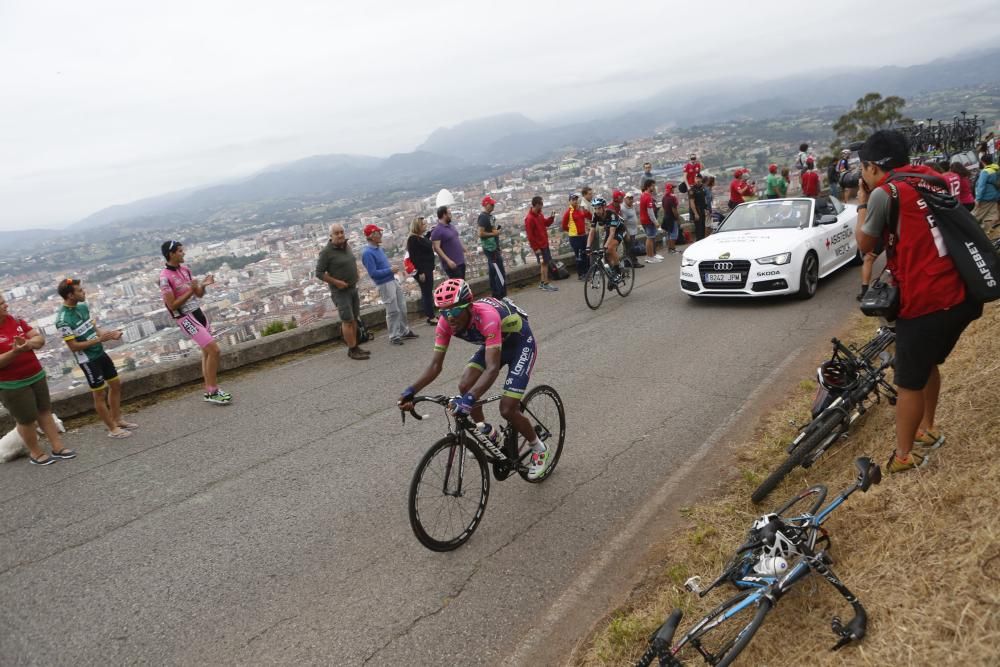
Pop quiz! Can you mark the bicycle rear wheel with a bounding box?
[615,259,635,297]
[672,590,771,667]
[517,384,566,483]
[408,436,490,551]
[584,265,605,310]
[751,410,843,504]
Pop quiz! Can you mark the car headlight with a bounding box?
[681,255,696,267]
[756,252,792,265]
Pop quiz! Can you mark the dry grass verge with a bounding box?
[579,305,1000,666]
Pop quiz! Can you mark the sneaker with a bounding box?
[526,448,552,480]
[646,256,662,263]
[29,455,57,466]
[425,318,438,326]
[50,448,77,459]
[632,262,645,268]
[402,330,419,339]
[348,347,370,360]
[654,253,664,260]
[203,390,233,405]
[914,428,945,451]
[539,282,559,291]
[668,248,679,254]
[390,337,404,346]
[355,346,371,357]
[886,450,929,474]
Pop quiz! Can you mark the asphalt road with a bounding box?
[0,255,861,665]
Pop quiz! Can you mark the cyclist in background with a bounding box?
[398,279,551,480]
[587,197,625,284]
[159,240,232,405]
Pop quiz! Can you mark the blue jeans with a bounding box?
[569,236,589,277]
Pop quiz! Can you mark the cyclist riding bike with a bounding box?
[586,196,626,282]
[398,279,552,479]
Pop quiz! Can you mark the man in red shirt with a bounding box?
[728,169,754,209]
[855,130,982,474]
[639,178,662,262]
[0,294,73,465]
[800,159,821,197]
[525,195,558,291]
[683,154,702,188]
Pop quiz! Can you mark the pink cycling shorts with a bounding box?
[176,311,215,348]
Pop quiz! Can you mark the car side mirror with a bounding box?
[818,214,839,225]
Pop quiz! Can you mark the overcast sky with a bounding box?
[2,0,997,231]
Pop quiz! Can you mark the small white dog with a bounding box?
[0,415,67,462]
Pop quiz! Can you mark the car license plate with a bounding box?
[705,272,742,282]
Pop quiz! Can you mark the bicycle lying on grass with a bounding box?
[637,457,882,667]
[584,248,635,310]
[401,386,565,551]
[751,327,896,503]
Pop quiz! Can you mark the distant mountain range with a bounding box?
[4,46,998,254]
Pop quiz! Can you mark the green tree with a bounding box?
[831,93,911,151]
[261,320,287,337]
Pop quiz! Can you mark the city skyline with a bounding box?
[3,0,999,230]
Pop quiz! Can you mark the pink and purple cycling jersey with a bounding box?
[159,265,202,318]
[433,298,527,352]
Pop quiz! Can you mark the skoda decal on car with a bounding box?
[679,196,861,299]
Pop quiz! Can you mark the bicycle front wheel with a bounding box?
[408,436,490,551]
[584,265,605,310]
[673,590,771,667]
[615,259,635,297]
[751,410,843,504]
[517,384,566,483]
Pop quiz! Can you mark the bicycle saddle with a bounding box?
[854,457,882,491]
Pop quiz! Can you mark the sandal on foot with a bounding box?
[29,455,57,466]
[50,449,77,460]
[108,429,133,439]
[117,420,139,429]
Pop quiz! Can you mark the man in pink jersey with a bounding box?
[159,240,232,404]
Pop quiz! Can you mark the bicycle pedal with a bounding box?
[684,576,703,594]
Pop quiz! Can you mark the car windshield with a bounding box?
[719,200,813,231]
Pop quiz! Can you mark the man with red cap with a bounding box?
[478,195,506,298]
[728,169,754,209]
[362,224,418,346]
[765,164,787,199]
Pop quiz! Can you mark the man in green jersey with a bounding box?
[55,278,137,438]
[764,164,788,199]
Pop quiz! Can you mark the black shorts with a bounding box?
[80,352,120,391]
[534,247,552,265]
[894,299,983,390]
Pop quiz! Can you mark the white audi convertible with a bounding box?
[679,197,860,299]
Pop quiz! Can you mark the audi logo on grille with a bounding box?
[713,262,734,270]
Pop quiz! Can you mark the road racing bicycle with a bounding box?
[584,248,635,310]
[751,327,895,503]
[637,457,882,667]
[401,386,565,551]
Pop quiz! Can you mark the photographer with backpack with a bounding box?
[855,130,985,474]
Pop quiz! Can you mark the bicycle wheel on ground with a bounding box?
[672,590,771,667]
[408,435,490,551]
[584,265,605,310]
[517,384,566,483]
[751,410,843,504]
[615,259,635,297]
